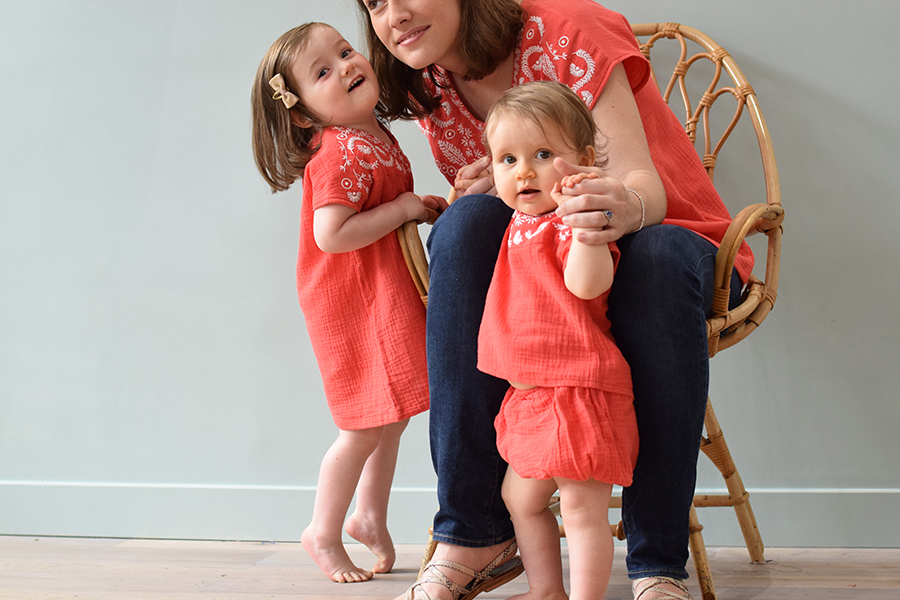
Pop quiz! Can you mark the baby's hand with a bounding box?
[552,172,601,207]
[561,172,601,190]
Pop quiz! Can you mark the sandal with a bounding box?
[632,576,693,600]
[406,540,524,600]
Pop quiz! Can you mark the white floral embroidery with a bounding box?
[439,139,468,172]
[569,49,596,95]
[554,221,572,241]
[508,212,571,246]
[332,126,411,204]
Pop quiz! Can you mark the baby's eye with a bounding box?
[501,155,517,166]
[317,67,329,79]
[341,48,352,59]
[537,149,552,160]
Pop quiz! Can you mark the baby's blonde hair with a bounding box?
[251,22,329,192]
[484,81,607,168]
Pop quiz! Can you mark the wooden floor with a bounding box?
[0,536,898,599]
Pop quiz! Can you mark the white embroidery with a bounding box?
[332,126,410,204]
[439,139,469,171]
[569,49,596,95]
[508,212,571,246]
[554,221,572,241]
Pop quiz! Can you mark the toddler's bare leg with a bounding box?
[301,426,384,583]
[345,419,409,573]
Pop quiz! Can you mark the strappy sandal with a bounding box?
[632,576,693,600]
[405,540,524,600]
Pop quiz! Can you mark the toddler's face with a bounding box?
[488,116,593,216]
[290,25,380,129]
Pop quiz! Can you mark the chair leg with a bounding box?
[688,504,716,600]
[696,398,765,563]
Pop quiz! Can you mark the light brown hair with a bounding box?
[251,23,330,192]
[484,81,608,168]
[355,0,526,120]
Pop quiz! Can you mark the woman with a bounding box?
[355,1,753,599]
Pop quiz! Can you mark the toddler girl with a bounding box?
[251,22,443,584]
[477,81,639,600]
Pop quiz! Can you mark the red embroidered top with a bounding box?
[297,125,429,430]
[477,211,632,394]
[416,0,753,282]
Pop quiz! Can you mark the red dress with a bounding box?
[478,212,638,485]
[416,0,753,282]
[297,126,428,430]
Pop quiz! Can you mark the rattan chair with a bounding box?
[397,22,784,600]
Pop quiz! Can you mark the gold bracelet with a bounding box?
[626,188,645,234]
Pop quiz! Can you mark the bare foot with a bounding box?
[301,526,373,583]
[344,511,396,574]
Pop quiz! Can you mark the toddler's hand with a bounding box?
[420,194,448,224]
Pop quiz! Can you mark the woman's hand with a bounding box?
[452,155,496,200]
[552,158,637,246]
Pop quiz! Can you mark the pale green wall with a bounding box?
[1,1,898,547]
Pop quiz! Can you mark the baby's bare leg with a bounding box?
[557,477,614,600]
[501,470,568,600]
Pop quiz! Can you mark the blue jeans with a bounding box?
[426,194,744,579]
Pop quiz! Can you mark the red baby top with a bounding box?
[416,0,754,282]
[297,125,429,430]
[477,211,632,395]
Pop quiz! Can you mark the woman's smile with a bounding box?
[397,25,429,46]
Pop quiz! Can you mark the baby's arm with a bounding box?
[564,231,614,300]
[313,192,434,254]
[553,173,614,299]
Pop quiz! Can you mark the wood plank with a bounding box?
[0,536,897,599]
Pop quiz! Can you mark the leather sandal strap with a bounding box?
[470,540,518,583]
[405,540,521,600]
[406,560,473,600]
[633,576,693,600]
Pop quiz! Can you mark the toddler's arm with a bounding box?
[313,192,435,254]
[553,174,614,300]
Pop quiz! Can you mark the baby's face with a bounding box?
[488,116,592,216]
[290,25,380,129]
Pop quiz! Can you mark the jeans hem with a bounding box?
[430,531,516,549]
[627,568,690,581]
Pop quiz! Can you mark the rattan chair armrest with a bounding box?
[711,203,784,316]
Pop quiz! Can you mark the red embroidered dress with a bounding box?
[297,125,428,430]
[417,0,754,281]
[478,212,639,484]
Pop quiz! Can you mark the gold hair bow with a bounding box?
[269,74,299,109]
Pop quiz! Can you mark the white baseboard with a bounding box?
[1,481,897,547]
